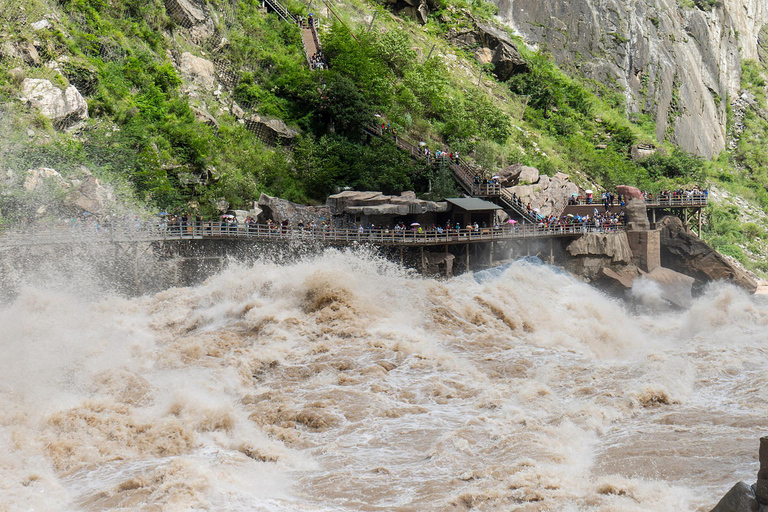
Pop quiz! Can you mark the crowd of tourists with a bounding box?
[642,188,708,202]
[309,51,327,70]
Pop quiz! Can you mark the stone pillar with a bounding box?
[626,229,660,272]
[756,436,768,503]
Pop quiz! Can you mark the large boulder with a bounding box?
[616,185,644,201]
[497,163,539,186]
[1,41,40,66]
[659,215,758,293]
[567,232,634,264]
[709,481,759,512]
[244,115,299,146]
[165,0,207,27]
[326,190,447,218]
[566,232,636,283]
[64,175,116,215]
[505,172,578,217]
[23,167,67,191]
[21,78,88,128]
[449,22,528,81]
[180,52,216,91]
[326,191,388,214]
[630,144,657,161]
[257,193,329,225]
[640,266,695,309]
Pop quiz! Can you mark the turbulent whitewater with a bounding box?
[1,249,766,511]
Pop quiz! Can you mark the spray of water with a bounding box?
[1,247,765,511]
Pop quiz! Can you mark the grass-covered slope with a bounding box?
[1,0,767,275]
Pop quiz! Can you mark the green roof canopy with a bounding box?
[445,197,503,211]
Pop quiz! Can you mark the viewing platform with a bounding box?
[0,221,626,249]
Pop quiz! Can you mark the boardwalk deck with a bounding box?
[0,222,626,249]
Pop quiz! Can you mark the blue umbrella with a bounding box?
[157,212,169,216]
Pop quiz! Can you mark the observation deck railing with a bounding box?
[0,221,626,248]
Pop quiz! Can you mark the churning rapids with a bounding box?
[1,249,767,511]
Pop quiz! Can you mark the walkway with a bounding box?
[0,222,625,249]
[262,0,323,69]
[363,125,539,223]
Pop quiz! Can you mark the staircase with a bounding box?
[262,0,296,24]
[262,0,324,69]
[365,124,539,223]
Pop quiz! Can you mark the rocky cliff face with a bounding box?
[495,0,768,158]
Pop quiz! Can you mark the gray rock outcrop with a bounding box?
[180,52,216,91]
[21,167,116,216]
[659,215,758,293]
[326,190,447,219]
[496,0,768,158]
[1,41,40,66]
[566,231,636,284]
[164,0,214,40]
[448,22,528,80]
[21,78,88,128]
[165,0,207,27]
[257,193,329,225]
[24,167,66,191]
[244,115,300,146]
[709,481,759,512]
[640,266,695,309]
[630,143,657,161]
[505,172,578,217]
[567,232,634,264]
[65,175,116,215]
[497,163,539,186]
[709,437,768,511]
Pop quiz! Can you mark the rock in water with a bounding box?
[709,481,759,512]
[659,216,758,293]
[755,436,768,503]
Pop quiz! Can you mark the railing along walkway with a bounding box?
[262,0,296,24]
[0,222,627,248]
[364,125,476,195]
[644,196,708,207]
[364,125,540,223]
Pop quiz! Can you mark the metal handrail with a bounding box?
[0,221,627,248]
[263,0,297,24]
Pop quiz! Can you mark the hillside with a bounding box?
[1,0,768,275]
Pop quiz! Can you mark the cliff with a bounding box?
[496,0,768,158]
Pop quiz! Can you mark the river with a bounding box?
[1,248,765,511]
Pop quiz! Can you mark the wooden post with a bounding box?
[698,208,702,237]
[489,242,493,266]
[420,246,424,271]
[400,246,403,266]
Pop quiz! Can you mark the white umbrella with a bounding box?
[491,175,501,180]
[585,189,594,194]
[410,222,420,226]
